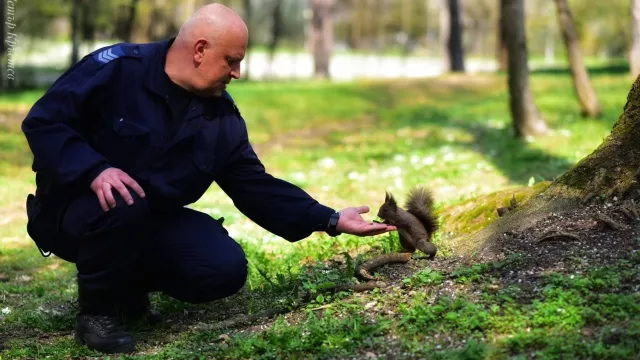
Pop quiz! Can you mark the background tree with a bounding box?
[440,0,464,72]
[631,0,640,78]
[70,0,80,66]
[502,0,548,137]
[267,0,283,78]
[310,0,334,79]
[554,0,601,118]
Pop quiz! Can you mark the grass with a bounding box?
[1,65,639,359]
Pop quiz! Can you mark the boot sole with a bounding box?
[74,333,136,354]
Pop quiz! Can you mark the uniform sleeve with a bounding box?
[21,55,113,187]
[216,122,336,242]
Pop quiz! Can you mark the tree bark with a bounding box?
[502,0,548,137]
[496,1,508,72]
[439,0,450,72]
[631,0,640,78]
[463,74,640,259]
[267,0,283,78]
[554,0,602,118]
[310,0,334,79]
[70,0,80,66]
[242,0,252,80]
[447,0,464,72]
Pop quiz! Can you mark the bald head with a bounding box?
[166,3,248,97]
[176,3,248,48]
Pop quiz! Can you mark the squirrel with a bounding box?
[376,186,439,259]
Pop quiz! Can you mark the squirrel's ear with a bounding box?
[385,191,390,203]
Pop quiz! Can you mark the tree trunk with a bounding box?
[448,0,464,72]
[267,0,283,78]
[460,74,640,259]
[554,0,602,118]
[310,0,334,79]
[70,0,80,66]
[439,0,450,72]
[496,1,508,72]
[242,0,252,81]
[502,0,547,137]
[631,0,640,78]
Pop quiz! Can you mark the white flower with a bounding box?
[1,307,11,315]
[319,157,336,168]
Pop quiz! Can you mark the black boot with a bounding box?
[74,286,135,354]
[117,292,162,330]
[74,313,136,354]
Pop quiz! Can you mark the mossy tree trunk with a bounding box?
[554,0,602,118]
[502,0,548,137]
[544,76,640,201]
[456,75,640,259]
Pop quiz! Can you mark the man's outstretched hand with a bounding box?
[335,206,397,236]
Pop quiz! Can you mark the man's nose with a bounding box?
[230,64,241,79]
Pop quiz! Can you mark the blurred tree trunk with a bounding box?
[70,0,80,66]
[267,0,283,78]
[116,0,139,42]
[242,0,252,80]
[350,0,362,50]
[502,0,548,137]
[496,1,508,72]
[81,0,97,49]
[310,0,334,79]
[554,0,602,118]
[441,0,464,72]
[631,0,640,78]
[439,0,450,72]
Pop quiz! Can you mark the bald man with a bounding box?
[21,3,395,354]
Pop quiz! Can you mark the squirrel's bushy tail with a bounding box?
[405,186,439,235]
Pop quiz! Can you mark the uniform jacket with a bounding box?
[22,38,335,245]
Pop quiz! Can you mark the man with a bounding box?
[21,3,395,355]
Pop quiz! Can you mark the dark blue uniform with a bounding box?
[22,38,336,311]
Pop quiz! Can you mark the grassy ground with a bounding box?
[0,67,638,359]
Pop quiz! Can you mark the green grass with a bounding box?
[1,66,638,359]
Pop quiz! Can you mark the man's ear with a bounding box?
[193,38,208,64]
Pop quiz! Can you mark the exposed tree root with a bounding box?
[196,307,294,333]
[593,213,624,231]
[536,231,581,244]
[355,253,413,281]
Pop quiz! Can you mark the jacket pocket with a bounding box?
[193,121,221,176]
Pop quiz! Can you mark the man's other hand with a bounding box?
[90,167,146,211]
[336,206,397,237]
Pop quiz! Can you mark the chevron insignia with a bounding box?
[93,46,125,64]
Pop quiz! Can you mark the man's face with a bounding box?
[194,32,246,96]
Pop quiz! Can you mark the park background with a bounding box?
[0,1,639,359]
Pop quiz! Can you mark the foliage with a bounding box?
[0,67,637,359]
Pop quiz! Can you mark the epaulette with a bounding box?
[91,44,142,67]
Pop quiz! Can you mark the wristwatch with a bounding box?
[326,211,342,237]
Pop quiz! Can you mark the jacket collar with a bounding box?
[142,37,220,120]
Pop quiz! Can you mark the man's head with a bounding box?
[166,3,248,97]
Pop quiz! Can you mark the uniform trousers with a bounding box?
[55,189,248,313]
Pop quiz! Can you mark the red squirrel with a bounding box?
[376,186,439,259]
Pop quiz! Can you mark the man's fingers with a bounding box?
[112,180,134,205]
[96,189,109,212]
[102,182,117,209]
[120,175,145,199]
[356,206,370,214]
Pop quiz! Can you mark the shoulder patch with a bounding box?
[92,45,126,65]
